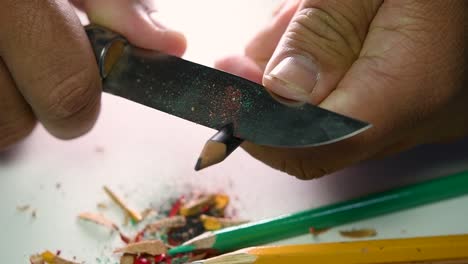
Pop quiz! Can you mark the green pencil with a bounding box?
[168,170,468,256]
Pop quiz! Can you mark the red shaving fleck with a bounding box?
[56,250,61,256]
[169,196,184,217]
[200,205,210,214]
[153,254,165,262]
[119,232,131,244]
[134,256,149,264]
[133,230,145,242]
[165,255,172,264]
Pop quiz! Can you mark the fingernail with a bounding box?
[265,56,319,102]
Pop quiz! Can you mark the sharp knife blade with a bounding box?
[86,25,370,147]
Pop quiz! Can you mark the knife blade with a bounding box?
[86,25,370,147]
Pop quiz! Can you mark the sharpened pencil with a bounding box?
[191,234,468,264]
[168,170,468,255]
[195,125,243,171]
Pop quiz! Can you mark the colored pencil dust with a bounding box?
[195,125,243,171]
[32,192,240,263]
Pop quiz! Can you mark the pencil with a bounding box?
[168,170,468,255]
[191,234,468,264]
[195,125,243,171]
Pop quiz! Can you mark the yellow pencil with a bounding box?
[192,234,468,264]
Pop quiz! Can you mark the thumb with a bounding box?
[263,0,382,104]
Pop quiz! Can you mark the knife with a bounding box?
[85,25,370,167]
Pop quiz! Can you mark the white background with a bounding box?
[1,0,468,262]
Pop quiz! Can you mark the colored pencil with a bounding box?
[191,234,468,264]
[195,126,243,171]
[168,170,468,255]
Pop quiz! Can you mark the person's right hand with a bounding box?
[0,0,186,151]
[216,0,468,179]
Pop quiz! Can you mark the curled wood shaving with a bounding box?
[114,240,167,256]
[145,216,186,233]
[103,186,142,222]
[180,195,215,216]
[339,228,377,238]
[78,212,119,231]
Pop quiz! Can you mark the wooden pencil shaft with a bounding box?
[210,126,243,155]
[197,234,468,264]
[186,171,468,253]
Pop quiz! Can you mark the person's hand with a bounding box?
[0,0,186,150]
[216,0,468,179]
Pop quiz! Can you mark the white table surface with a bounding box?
[2,1,468,262]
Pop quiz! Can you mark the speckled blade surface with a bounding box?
[86,25,370,147]
[103,47,369,147]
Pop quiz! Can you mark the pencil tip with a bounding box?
[194,158,203,171]
[194,141,227,171]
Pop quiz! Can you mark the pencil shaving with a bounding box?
[145,216,186,233]
[309,227,330,236]
[78,212,119,231]
[200,215,248,231]
[180,195,215,216]
[339,228,377,238]
[16,204,30,212]
[29,254,44,264]
[30,251,80,264]
[103,185,142,222]
[114,240,167,256]
[141,208,157,220]
[214,194,229,211]
[97,202,108,210]
[119,254,134,264]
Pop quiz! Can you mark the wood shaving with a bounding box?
[16,204,30,212]
[180,195,215,216]
[309,227,330,236]
[103,186,142,222]
[30,254,44,264]
[200,214,248,230]
[339,228,377,238]
[114,240,167,256]
[145,216,186,233]
[214,194,229,211]
[120,254,134,264]
[30,251,80,264]
[97,202,108,210]
[141,208,157,220]
[78,212,119,231]
[123,214,130,226]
